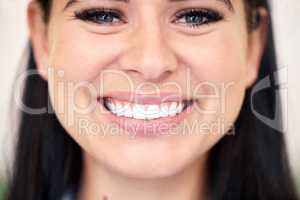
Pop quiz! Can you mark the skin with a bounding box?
[27,0,268,199]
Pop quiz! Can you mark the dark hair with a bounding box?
[5,0,299,199]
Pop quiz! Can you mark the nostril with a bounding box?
[118,68,171,83]
[117,40,178,82]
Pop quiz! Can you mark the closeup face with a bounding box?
[28,0,267,178]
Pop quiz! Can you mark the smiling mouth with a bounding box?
[96,92,196,137]
[98,97,194,120]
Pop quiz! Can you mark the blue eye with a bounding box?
[74,7,223,28]
[74,8,124,25]
[173,9,223,28]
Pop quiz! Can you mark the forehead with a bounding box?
[63,0,235,11]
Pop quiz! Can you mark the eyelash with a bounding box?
[73,7,224,28]
[74,8,125,25]
[173,8,224,28]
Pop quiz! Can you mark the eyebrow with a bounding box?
[64,0,234,12]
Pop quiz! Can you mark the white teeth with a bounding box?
[177,102,184,113]
[168,102,178,116]
[132,104,147,119]
[146,105,160,120]
[115,102,124,116]
[160,103,169,117]
[106,101,116,114]
[123,103,133,118]
[104,99,187,120]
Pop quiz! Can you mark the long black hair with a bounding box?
[5,0,299,199]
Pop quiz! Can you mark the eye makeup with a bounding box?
[73,6,224,29]
[74,7,126,25]
[172,8,224,28]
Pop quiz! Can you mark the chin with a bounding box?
[95,142,197,180]
[112,158,189,180]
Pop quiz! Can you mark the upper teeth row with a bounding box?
[105,100,185,120]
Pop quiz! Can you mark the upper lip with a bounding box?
[99,92,192,105]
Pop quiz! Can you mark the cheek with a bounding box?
[48,25,124,81]
[173,29,249,129]
[177,31,248,85]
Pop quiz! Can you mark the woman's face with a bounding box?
[28,0,266,178]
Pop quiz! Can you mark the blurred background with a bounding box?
[0,0,299,198]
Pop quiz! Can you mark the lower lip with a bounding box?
[98,101,194,138]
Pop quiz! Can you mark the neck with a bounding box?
[77,153,208,200]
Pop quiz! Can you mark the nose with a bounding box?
[118,21,178,82]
